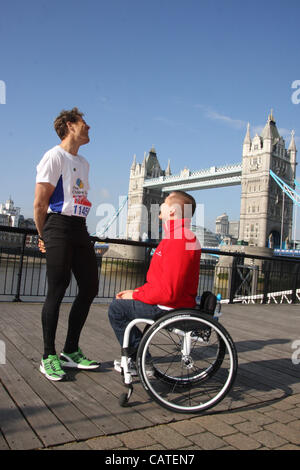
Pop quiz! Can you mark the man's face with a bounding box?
[159,195,174,221]
[69,118,90,145]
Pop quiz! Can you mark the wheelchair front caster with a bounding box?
[119,385,133,407]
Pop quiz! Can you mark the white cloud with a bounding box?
[195,105,246,129]
[196,105,300,144]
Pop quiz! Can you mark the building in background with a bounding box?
[215,213,239,245]
[0,197,20,227]
[215,213,229,237]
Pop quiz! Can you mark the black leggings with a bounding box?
[42,214,99,358]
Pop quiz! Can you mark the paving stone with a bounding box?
[277,444,300,450]
[272,400,296,411]
[218,412,247,425]
[140,444,166,450]
[286,407,300,419]
[193,415,237,437]
[87,435,124,450]
[183,445,205,450]
[188,431,226,450]
[289,420,300,431]
[234,421,263,434]
[224,433,261,450]
[251,430,287,449]
[238,410,274,426]
[279,395,300,406]
[145,425,192,450]
[168,420,205,436]
[54,441,92,450]
[265,422,300,445]
[117,429,159,449]
[264,409,297,424]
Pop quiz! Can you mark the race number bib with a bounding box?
[73,196,92,217]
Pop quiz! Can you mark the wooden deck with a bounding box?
[0,301,299,450]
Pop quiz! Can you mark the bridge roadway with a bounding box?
[0,301,299,450]
[143,163,242,192]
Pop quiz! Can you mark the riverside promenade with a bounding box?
[0,301,299,451]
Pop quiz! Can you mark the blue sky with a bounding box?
[1,0,300,238]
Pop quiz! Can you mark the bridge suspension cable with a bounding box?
[269,170,300,207]
[93,195,128,238]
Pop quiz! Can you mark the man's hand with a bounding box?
[116,290,134,299]
[33,182,55,254]
[38,238,46,253]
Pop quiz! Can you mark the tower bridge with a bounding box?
[124,112,297,248]
[97,112,297,250]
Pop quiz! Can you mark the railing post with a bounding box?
[13,233,26,302]
[291,262,300,304]
[262,262,270,304]
[229,257,238,304]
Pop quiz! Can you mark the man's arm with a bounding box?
[33,182,55,251]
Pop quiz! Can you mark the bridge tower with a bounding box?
[126,146,170,240]
[239,111,297,248]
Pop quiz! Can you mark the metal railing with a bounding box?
[0,225,299,303]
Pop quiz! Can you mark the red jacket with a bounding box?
[132,219,201,308]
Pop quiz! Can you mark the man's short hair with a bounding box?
[167,191,196,217]
[54,107,84,140]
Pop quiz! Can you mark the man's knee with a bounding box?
[47,273,70,297]
[88,279,99,300]
[77,275,99,302]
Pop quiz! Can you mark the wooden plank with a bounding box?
[0,357,74,447]
[0,307,165,428]
[0,311,157,434]
[0,379,42,450]
[0,323,108,443]
[73,372,149,433]
[0,310,156,433]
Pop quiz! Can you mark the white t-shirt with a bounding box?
[36,145,92,218]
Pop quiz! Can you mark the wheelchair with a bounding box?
[115,293,238,414]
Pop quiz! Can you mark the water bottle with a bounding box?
[214,293,222,320]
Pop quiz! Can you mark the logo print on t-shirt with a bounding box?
[76,178,84,189]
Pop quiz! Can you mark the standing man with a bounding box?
[34,107,100,381]
[108,190,201,370]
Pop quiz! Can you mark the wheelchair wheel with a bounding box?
[136,310,237,413]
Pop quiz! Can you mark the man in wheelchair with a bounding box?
[108,190,201,373]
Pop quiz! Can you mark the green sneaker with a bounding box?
[40,354,66,381]
[60,348,100,370]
